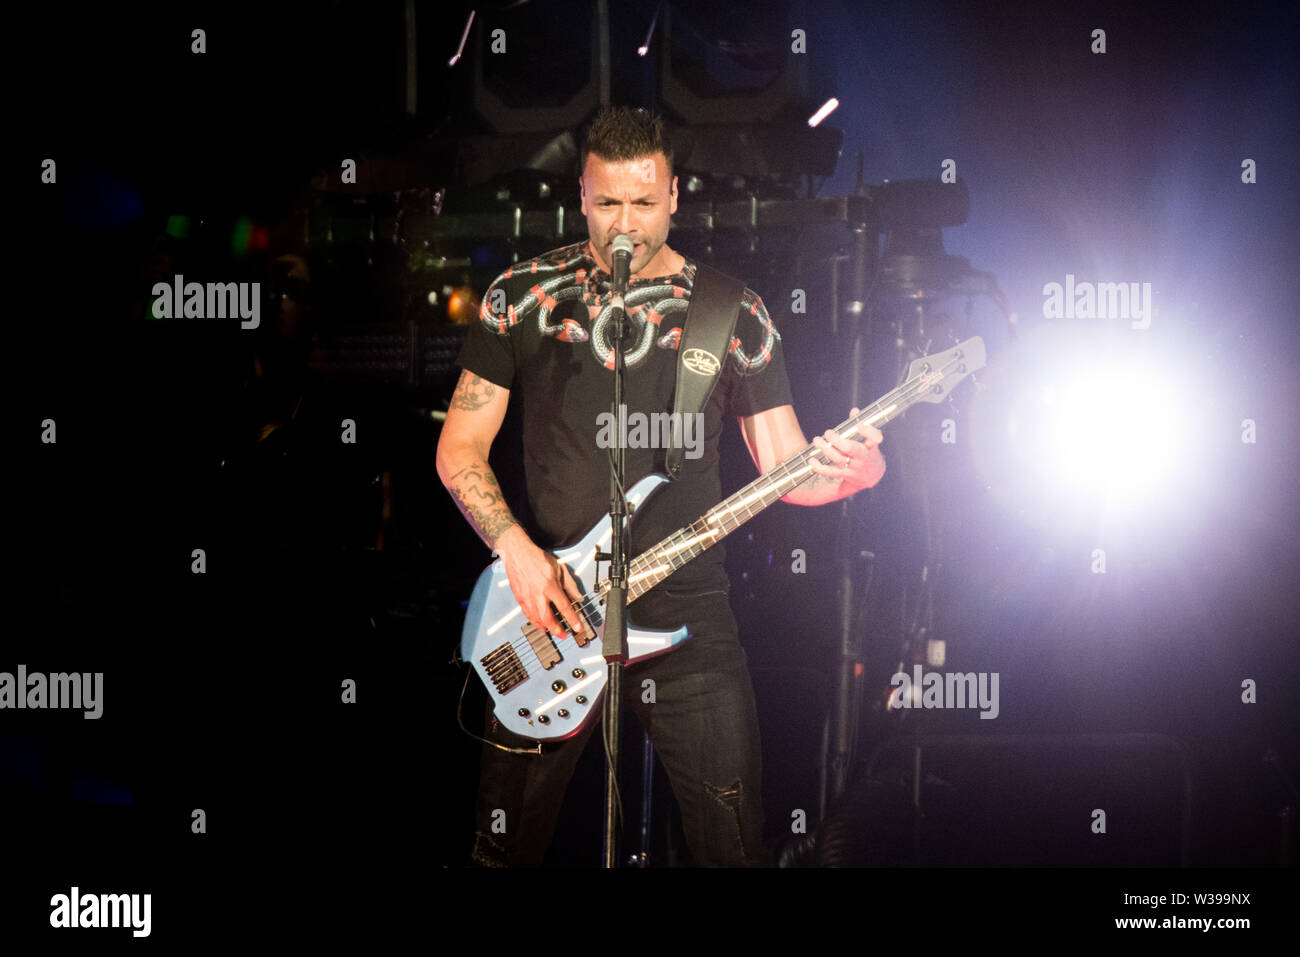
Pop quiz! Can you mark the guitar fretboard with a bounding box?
[623,360,950,601]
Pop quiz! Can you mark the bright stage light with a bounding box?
[1035,365,1187,503]
[808,98,839,127]
[971,324,1213,536]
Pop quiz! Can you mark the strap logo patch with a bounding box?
[681,348,721,376]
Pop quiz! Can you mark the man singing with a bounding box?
[437,106,885,866]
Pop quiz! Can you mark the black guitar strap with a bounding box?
[666,263,745,479]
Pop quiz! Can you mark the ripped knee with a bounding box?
[706,779,743,808]
[702,778,755,864]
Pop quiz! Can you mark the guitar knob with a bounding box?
[571,668,585,679]
[538,714,550,725]
[576,695,587,705]
[517,708,530,718]
[551,680,566,693]
[558,709,570,719]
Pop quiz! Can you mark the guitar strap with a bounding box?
[666,262,744,479]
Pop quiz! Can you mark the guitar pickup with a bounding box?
[520,622,562,670]
[571,617,593,648]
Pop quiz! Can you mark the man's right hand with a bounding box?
[494,525,589,639]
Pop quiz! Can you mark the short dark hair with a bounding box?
[580,106,674,179]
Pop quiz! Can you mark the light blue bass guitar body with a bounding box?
[460,474,689,741]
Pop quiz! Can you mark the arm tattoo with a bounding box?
[448,464,518,547]
[804,473,842,492]
[451,372,498,412]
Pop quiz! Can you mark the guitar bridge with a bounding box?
[481,643,527,694]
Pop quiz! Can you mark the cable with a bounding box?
[600,669,626,841]
[454,668,543,756]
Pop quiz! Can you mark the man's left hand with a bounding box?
[809,408,886,494]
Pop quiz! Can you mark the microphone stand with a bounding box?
[600,237,633,867]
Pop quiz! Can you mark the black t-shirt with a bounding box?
[457,240,793,595]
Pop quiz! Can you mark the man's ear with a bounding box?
[579,176,587,216]
[670,175,678,215]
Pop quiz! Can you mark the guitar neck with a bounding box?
[625,371,932,602]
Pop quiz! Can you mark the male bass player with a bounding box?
[436,106,886,866]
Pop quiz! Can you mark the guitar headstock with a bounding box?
[906,336,986,404]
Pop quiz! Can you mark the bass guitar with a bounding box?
[461,337,985,740]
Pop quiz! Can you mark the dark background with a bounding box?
[5,0,1297,939]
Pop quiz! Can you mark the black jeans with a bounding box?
[470,587,767,866]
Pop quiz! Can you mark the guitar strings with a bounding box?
[488,355,961,672]
[490,364,948,673]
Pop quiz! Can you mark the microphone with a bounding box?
[611,235,634,296]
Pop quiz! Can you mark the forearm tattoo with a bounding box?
[451,372,497,412]
[448,464,518,547]
[804,473,843,492]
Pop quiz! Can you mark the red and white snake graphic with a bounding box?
[478,242,778,375]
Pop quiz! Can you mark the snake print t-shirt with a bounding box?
[457,240,793,596]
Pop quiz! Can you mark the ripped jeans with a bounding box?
[471,587,767,866]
